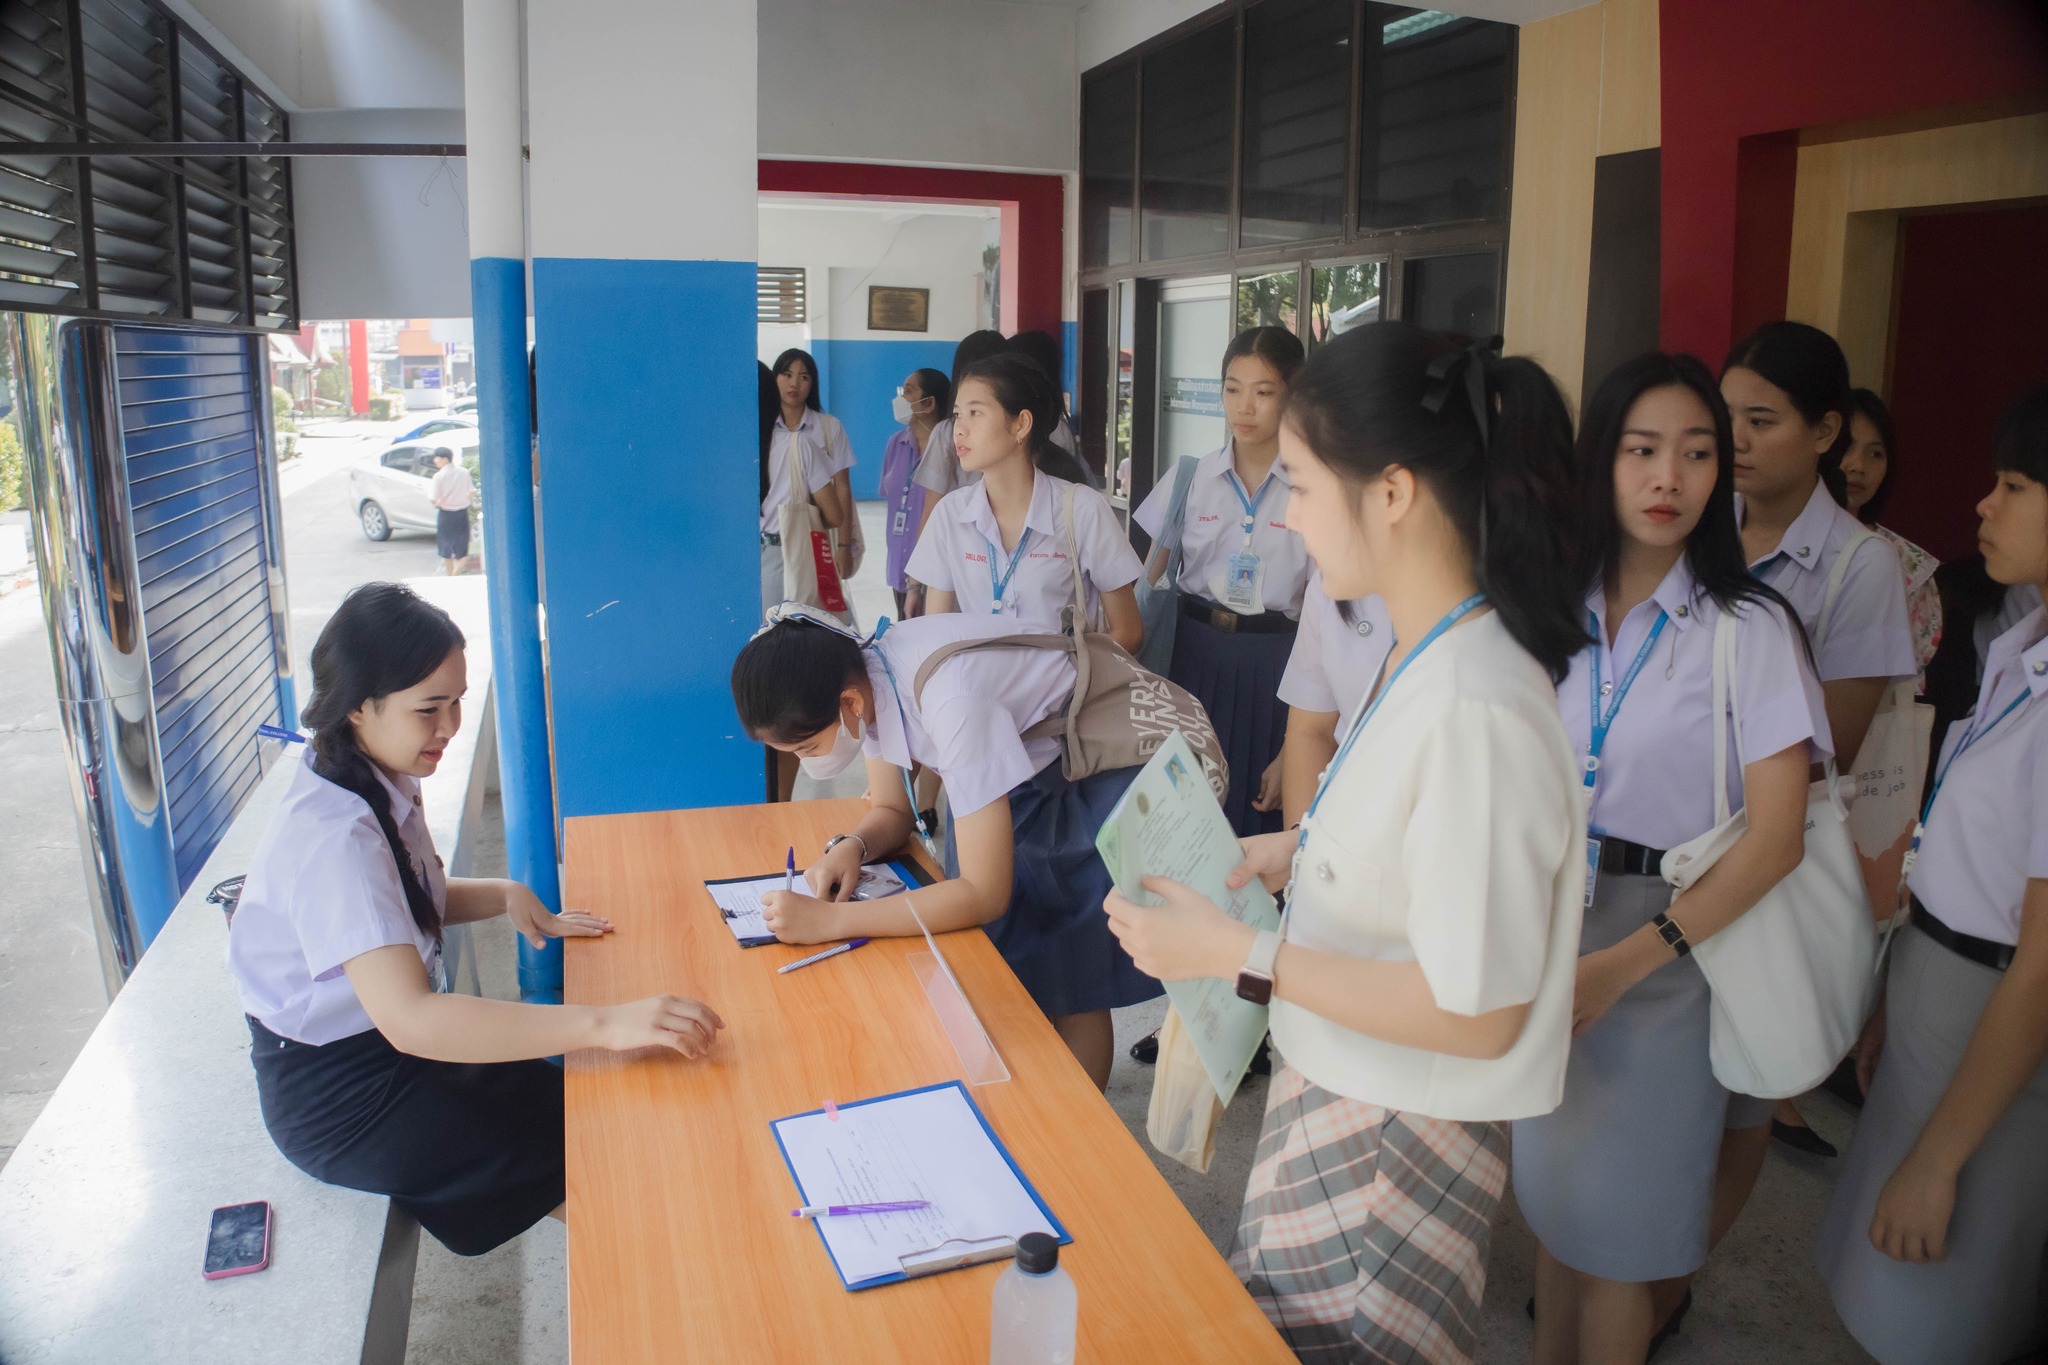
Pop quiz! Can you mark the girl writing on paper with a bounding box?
[1511,353,1829,1363]
[1133,326,1314,838]
[1818,386,2048,1365]
[1104,322,1587,1364]
[229,584,724,1256]
[905,352,1143,651]
[730,604,1160,1092]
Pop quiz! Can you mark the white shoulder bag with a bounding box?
[1824,526,1936,859]
[1661,608,1878,1098]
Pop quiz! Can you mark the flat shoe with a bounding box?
[1771,1117,1838,1158]
[1129,1029,1159,1064]
[1647,1289,1692,1360]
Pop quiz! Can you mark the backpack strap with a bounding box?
[1815,524,1878,654]
[1149,455,1200,591]
[910,634,1074,706]
[1060,482,1086,631]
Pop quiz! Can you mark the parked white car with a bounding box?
[349,428,479,541]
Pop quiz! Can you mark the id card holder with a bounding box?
[891,508,908,536]
[1584,835,1602,910]
[1224,551,1264,613]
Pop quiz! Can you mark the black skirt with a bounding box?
[435,507,471,559]
[1168,611,1294,838]
[248,1016,564,1256]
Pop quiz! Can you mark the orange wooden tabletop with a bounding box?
[562,798,1293,1364]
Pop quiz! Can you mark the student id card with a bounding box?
[1223,551,1264,614]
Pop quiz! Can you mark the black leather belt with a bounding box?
[1178,593,1297,636]
[760,531,782,546]
[1910,896,2015,972]
[1596,836,1668,877]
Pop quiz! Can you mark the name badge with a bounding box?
[1224,551,1263,614]
[891,508,908,536]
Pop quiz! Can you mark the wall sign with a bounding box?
[867,286,931,333]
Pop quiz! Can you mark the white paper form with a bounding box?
[705,863,912,947]
[771,1083,1065,1288]
[1095,730,1282,1102]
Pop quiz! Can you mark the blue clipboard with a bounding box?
[706,858,931,947]
[770,1080,1072,1291]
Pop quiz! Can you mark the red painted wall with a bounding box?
[1658,0,2048,361]
[757,161,1065,336]
[1883,205,2048,563]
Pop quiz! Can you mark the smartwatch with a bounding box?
[1235,929,1282,1006]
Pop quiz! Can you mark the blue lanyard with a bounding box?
[987,530,1033,613]
[864,620,942,862]
[1921,687,2032,825]
[1583,608,1669,797]
[1228,470,1274,545]
[1302,594,1487,832]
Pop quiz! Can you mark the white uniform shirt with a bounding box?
[912,416,1079,499]
[1133,444,1311,618]
[228,754,446,1045]
[1560,561,1831,852]
[1273,611,1584,1121]
[429,462,474,511]
[761,411,850,532]
[1277,571,1394,734]
[905,471,1141,631]
[861,614,1074,818]
[1909,607,2048,946]
[1746,481,1915,683]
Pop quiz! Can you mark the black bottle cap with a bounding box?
[1015,1232,1059,1275]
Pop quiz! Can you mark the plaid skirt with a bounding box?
[1229,1064,1508,1365]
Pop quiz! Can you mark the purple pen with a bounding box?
[776,937,870,975]
[791,1200,931,1219]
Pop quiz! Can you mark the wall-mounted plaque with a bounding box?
[867,286,931,333]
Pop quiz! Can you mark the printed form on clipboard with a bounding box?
[771,1082,1069,1290]
[703,860,928,947]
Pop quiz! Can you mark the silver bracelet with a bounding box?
[823,832,869,862]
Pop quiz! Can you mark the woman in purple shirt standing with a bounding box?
[882,367,948,617]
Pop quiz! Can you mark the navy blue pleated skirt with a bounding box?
[1169,612,1294,838]
[950,760,1162,1017]
[248,1015,563,1256]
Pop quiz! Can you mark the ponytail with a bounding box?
[300,583,464,943]
[732,618,867,744]
[958,352,1091,486]
[1284,322,1589,681]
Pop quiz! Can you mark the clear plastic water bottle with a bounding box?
[990,1233,1076,1365]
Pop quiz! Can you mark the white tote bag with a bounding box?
[1661,611,1878,1099]
[777,428,848,615]
[1823,526,1936,857]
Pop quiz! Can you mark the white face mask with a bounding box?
[798,716,865,779]
[891,393,916,425]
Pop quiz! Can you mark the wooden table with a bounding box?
[563,799,1293,1364]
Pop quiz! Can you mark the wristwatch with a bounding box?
[1235,929,1282,1006]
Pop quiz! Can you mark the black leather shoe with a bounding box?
[1250,1037,1272,1076]
[1646,1289,1692,1360]
[1820,1056,1865,1108]
[1130,1029,1159,1064]
[1771,1117,1838,1158]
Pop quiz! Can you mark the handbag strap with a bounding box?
[1711,611,1737,826]
[1814,524,1877,655]
[1153,455,1200,590]
[1061,481,1086,630]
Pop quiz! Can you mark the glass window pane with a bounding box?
[1307,261,1385,349]
[1114,279,1137,501]
[1082,68,1137,269]
[1359,8,1512,232]
[1236,269,1301,333]
[1156,278,1233,482]
[1081,287,1112,490]
[1404,251,1500,338]
[1240,0,1352,248]
[1140,23,1234,262]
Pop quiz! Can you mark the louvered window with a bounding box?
[758,266,806,324]
[0,0,296,330]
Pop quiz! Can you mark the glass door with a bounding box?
[1153,274,1234,487]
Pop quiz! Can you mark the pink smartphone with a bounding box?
[202,1200,272,1279]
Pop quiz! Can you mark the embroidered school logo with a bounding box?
[963,551,988,564]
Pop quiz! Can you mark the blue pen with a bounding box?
[777,938,870,975]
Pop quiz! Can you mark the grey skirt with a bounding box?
[1818,922,2048,1365]
[1511,871,1743,1282]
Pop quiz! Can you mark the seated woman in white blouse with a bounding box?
[1105,322,1588,1364]
[229,584,724,1256]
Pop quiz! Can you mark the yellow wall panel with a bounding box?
[1597,0,1660,156]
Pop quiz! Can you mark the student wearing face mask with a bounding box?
[882,368,947,617]
[1819,385,2048,1365]
[905,353,1142,652]
[730,606,1163,1091]
[1513,355,1827,1364]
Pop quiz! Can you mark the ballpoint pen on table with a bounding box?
[776,938,870,974]
[791,1200,931,1218]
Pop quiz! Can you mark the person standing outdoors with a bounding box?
[429,447,474,576]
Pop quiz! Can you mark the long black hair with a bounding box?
[731,620,865,745]
[1284,322,1589,682]
[958,352,1091,485]
[908,366,951,424]
[772,348,823,413]
[1846,387,1900,523]
[949,329,1008,396]
[1723,321,1853,507]
[300,583,465,941]
[1993,382,2048,484]
[1575,353,1805,630]
[757,360,777,503]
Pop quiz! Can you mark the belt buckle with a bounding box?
[1214,607,1238,633]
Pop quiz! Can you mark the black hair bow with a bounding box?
[1421,334,1504,447]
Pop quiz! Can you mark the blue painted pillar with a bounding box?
[464,0,563,997]
[526,1,761,822]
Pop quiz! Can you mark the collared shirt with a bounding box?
[1745,481,1915,683]
[229,754,446,1046]
[1276,570,1394,735]
[860,614,1074,818]
[911,416,1081,499]
[880,426,929,592]
[1132,443,1311,618]
[761,410,851,532]
[1909,607,2048,946]
[1273,611,1583,1121]
[1558,559,1831,852]
[429,462,474,511]
[904,470,1141,630]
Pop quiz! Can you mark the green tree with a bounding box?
[0,419,22,511]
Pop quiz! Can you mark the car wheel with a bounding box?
[360,501,392,541]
